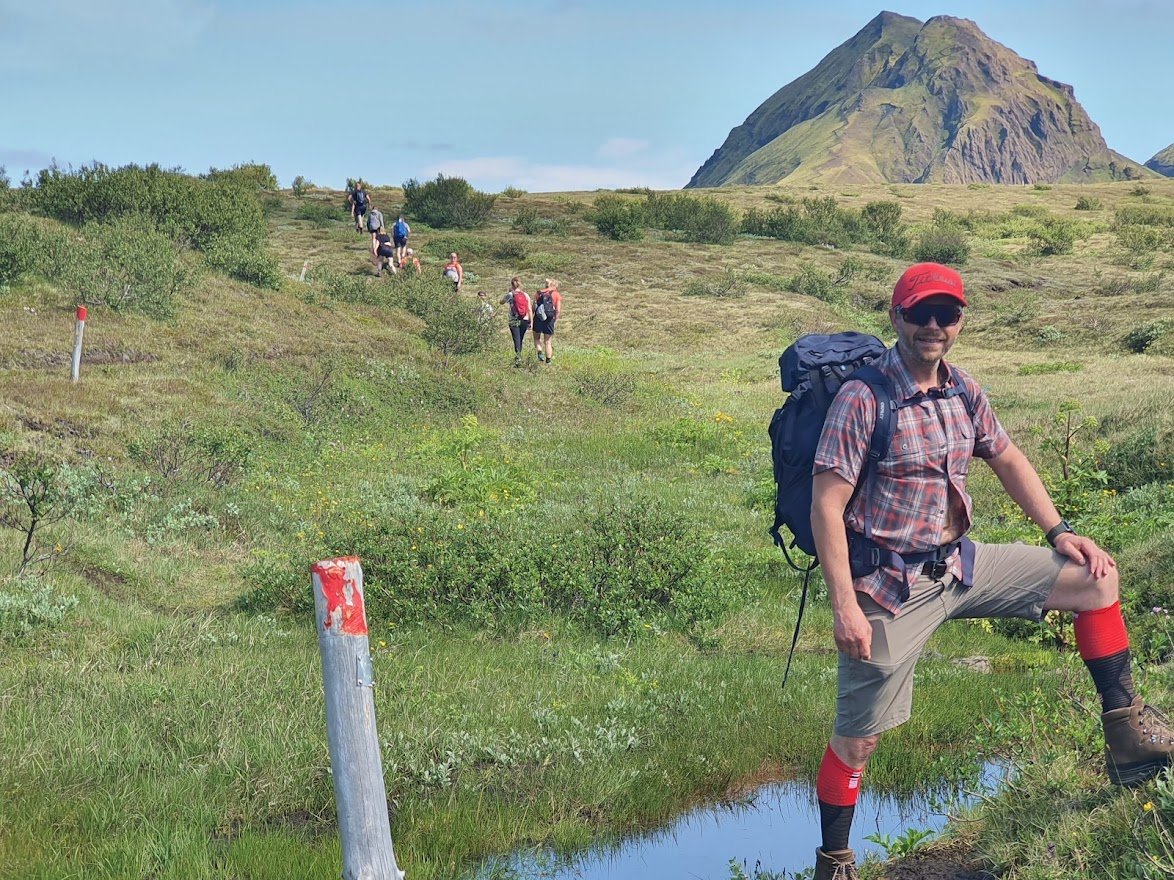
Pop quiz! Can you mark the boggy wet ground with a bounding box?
[476,763,1005,880]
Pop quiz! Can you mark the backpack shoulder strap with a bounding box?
[845,364,897,542]
[848,365,897,467]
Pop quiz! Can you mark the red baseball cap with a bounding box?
[892,262,967,309]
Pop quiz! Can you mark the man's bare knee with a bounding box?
[829,733,880,768]
[1046,561,1119,613]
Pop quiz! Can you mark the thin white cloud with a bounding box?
[420,155,690,193]
[598,138,651,159]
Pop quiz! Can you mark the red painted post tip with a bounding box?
[76,306,87,322]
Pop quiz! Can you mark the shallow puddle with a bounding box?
[474,762,1003,879]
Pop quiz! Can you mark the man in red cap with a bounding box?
[806,262,1173,880]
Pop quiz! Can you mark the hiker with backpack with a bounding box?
[499,277,531,367]
[531,278,561,365]
[784,262,1173,880]
[371,225,396,278]
[365,202,385,238]
[392,215,411,268]
[348,183,369,232]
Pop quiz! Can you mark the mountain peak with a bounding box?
[687,14,1152,187]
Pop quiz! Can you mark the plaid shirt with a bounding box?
[813,347,1010,613]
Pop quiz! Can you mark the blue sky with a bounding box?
[2,0,1170,192]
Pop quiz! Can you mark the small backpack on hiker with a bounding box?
[393,218,409,240]
[510,291,530,321]
[366,208,384,233]
[768,331,973,687]
[535,291,554,322]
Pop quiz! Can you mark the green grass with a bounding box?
[1,177,1174,879]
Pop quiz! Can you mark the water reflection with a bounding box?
[474,763,1004,880]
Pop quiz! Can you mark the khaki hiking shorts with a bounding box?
[834,540,1067,738]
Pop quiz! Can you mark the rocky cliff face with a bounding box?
[688,12,1152,187]
[1146,144,1174,177]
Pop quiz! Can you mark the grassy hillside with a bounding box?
[1,171,1174,879]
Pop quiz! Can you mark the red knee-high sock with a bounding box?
[817,745,863,852]
[1074,601,1135,712]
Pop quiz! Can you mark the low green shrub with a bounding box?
[591,194,644,241]
[1122,320,1170,353]
[0,212,54,285]
[491,240,528,262]
[644,192,738,244]
[1016,361,1083,376]
[72,214,198,317]
[128,420,254,489]
[1116,224,1170,255]
[786,265,840,302]
[1074,196,1103,211]
[415,287,497,363]
[402,174,496,229]
[572,365,637,406]
[294,201,348,225]
[203,234,282,289]
[500,186,526,199]
[0,574,78,639]
[291,175,312,197]
[682,270,745,299]
[203,162,278,191]
[1114,205,1174,228]
[1029,218,1079,255]
[422,233,489,259]
[913,218,970,265]
[1101,425,1174,491]
[246,494,737,639]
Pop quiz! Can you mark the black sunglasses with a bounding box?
[898,303,964,327]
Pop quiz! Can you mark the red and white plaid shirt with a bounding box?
[813,346,1010,613]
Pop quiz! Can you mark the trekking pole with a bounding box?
[312,557,405,880]
[71,305,87,384]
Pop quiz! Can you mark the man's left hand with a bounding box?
[1054,533,1116,579]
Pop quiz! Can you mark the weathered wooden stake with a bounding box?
[300,259,310,282]
[311,557,404,880]
[71,305,87,383]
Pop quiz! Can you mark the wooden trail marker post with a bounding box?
[71,305,87,383]
[311,557,404,880]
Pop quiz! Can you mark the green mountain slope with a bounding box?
[1147,143,1174,176]
[689,12,1155,187]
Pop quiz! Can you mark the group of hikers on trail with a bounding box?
[348,183,415,278]
[346,181,564,365]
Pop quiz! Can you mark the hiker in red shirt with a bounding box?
[399,248,422,275]
[442,252,463,291]
[499,276,532,367]
[806,262,1174,880]
[532,277,562,365]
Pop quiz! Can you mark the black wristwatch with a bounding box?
[1045,519,1075,548]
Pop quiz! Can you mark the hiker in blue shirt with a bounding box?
[392,216,411,269]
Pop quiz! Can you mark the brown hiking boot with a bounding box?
[814,847,858,880]
[1103,696,1174,786]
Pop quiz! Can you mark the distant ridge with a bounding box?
[688,11,1154,187]
[1146,144,1174,177]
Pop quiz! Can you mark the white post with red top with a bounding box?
[311,557,404,880]
[71,306,86,383]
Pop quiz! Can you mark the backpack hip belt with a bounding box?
[847,531,976,600]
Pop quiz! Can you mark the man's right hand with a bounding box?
[833,600,873,661]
